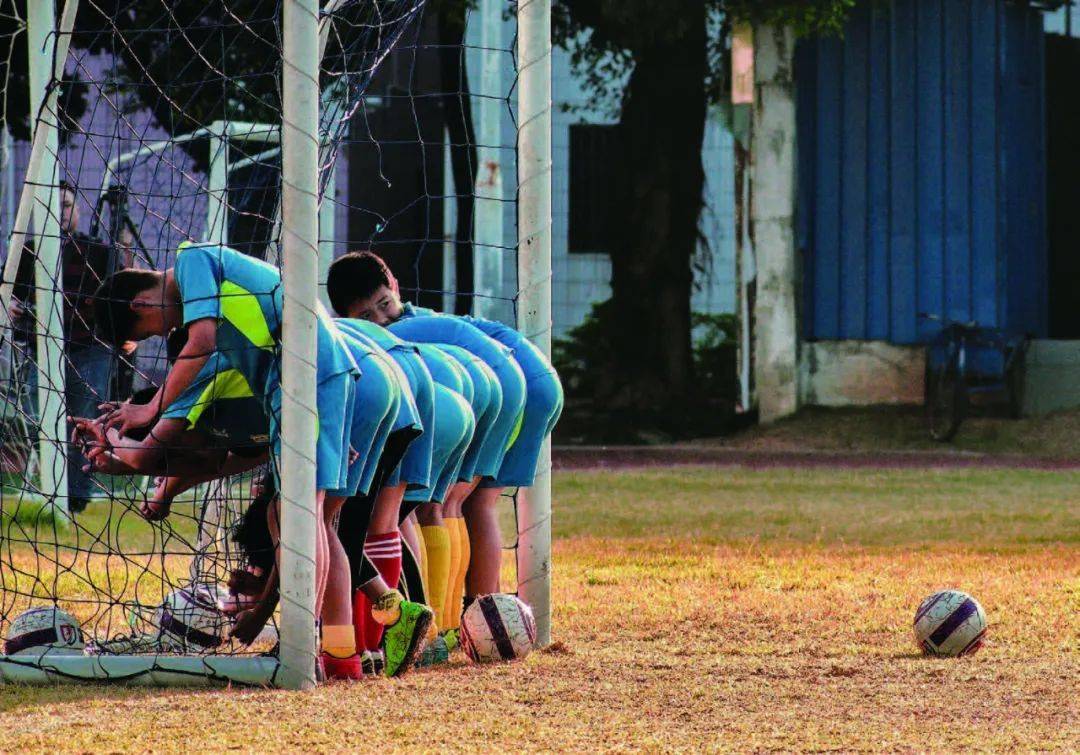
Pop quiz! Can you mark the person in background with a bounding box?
[5,181,120,513]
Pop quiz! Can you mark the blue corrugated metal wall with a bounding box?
[797,0,1048,344]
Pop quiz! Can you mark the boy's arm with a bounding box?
[105,318,217,436]
[154,449,269,502]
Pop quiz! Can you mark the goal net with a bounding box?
[0,0,549,688]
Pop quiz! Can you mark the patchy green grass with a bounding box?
[550,466,1080,545]
[0,466,1076,752]
[718,405,1080,457]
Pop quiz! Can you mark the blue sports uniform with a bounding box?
[435,343,502,483]
[461,315,563,488]
[389,311,525,481]
[330,330,400,498]
[160,352,270,455]
[174,243,357,491]
[336,318,432,493]
[408,344,474,504]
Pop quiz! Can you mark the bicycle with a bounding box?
[921,314,1029,442]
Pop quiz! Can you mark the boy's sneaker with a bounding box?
[416,635,449,668]
[360,650,385,676]
[379,597,433,677]
[321,652,363,681]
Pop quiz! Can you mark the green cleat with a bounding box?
[442,628,459,654]
[415,634,449,668]
[381,599,433,677]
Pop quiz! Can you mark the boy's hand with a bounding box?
[102,399,157,437]
[71,416,106,449]
[230,600,275,646]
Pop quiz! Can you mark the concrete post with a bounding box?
[751,23,799,423]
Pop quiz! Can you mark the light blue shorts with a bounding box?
[437,344,502,482]
[472,352,525,481]
[269,369,356,493]
[485,340,563,488]
[329,347,399,498]
[383,348,435,491]
[403,383,474,504]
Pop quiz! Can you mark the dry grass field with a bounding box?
[0,466,1077,752]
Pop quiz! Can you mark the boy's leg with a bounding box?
[361,483,406,651]
[399,516,426,604]
[417,501,450,630]
[355,571,432,677]
[405,514,429,600]
[321,493,361,679]
[462,485,506,597]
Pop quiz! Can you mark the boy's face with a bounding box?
[128,288,181,340]
[344,284,403,326]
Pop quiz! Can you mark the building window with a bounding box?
[568,123,618,254]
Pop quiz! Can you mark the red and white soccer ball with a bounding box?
[4,606,84,656]
[460,593,537,663]
[913,589,987,657]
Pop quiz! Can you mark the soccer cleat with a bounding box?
[360,650,384,676]
[442,628,459,653]
[380,599,433,677]
[321,652,363,681]
[416,634,449,667]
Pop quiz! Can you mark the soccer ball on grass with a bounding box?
[913,589,987,657]
[461,593,536,663]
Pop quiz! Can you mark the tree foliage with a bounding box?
[0,0,89,143]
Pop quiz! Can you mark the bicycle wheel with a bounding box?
[925,358,966,442]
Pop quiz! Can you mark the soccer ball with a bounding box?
[460,593,536,663]
[913,589,987,657]
[5,606,84,656]
[155,585,227,652]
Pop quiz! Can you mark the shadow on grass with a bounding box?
[0,680,248,714]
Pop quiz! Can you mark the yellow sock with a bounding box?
[451,517,470,630]
[445,517,462,629]
[321,624,356,659]
[421,525,451,631]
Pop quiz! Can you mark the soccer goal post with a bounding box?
[0,0,552,687]
[515,0,554,649]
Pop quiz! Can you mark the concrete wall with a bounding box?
[1023,340,1080,416]
[800,338,1080,415]
[801,341,924,406]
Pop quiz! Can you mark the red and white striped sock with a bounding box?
[363,531,403,649]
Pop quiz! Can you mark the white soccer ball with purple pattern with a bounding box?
[913,589,987,657]
[461,594,537,663]
[5,606,84,656]
[155,585,227,653]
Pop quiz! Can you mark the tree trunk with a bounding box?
[435,4,479,315]
[604,24,707,422]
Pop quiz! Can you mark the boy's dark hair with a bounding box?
[232,472,277,572]
[93,269,161,346]
[326,251,396,316]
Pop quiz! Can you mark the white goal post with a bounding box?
[515,0,554,649]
